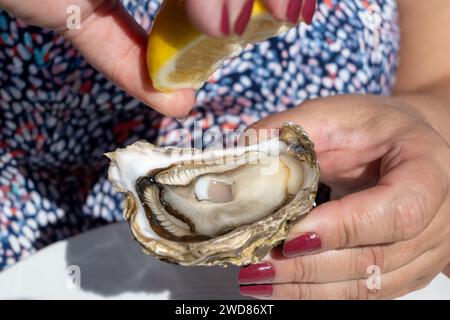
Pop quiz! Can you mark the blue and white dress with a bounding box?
[0,0,400,270]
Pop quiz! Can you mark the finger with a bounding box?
[239,239,425,284]
[300,0,317,25]
[264,0,317,25]
[262,0,290,22]
[62,0,195,117]
[184,0,226,36]
[185,0,255,37]
[281,153,447,256]
[240,247,445,299]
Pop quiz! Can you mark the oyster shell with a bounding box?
[106,123,319,266]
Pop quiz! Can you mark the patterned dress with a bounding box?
[0,0,400,270]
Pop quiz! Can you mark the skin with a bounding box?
[0,0,296,116]
[184,0,300,37]
[240,0,450,299]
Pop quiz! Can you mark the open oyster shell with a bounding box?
[106,123,319,266]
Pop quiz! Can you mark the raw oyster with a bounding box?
[106,123,319,266]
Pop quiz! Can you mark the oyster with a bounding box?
[106,123,319,266]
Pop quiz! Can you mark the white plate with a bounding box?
[0,222,448,300]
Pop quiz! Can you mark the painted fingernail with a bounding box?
[287,0,303,24]
[221,2,230,36]
[238,263,275,284]
[234,0,254,36]
[239,284,273,297]
[302,0,317,25]
[283,232,321,257]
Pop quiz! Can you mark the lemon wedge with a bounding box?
[147,0,292,92]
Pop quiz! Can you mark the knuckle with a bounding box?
[367,286,382,300]
[292,257,308,282]
[346,281,357,299]
[108,44,138,85]
[347,280,370,300]
[393,189,427,240]
[358,246,385,276]
[339,211,359,248]
[270,285,281,300]
[292,283,311,300]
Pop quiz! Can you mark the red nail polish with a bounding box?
[238,263,275,284]
[302,0,316,25]
[221,2,230,35]
[287,0,303,24]
[239,284,273,297]
[234,0,254,36]
[283,232,321,257]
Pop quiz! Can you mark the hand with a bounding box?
[238,95,450,299]
[0,0,316,116]
[0,0,195,116]
[184,0,316,36]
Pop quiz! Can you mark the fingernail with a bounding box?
[234,0,254,36]
[238,263,275,284]
[239,284,273,297]
[283,232,321,257]
[221,2,230,35]
[302,0,317,25]
[286,0,303,24]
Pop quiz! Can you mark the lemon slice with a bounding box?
[147,0,292,92]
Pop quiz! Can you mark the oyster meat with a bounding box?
[106,123,319,266]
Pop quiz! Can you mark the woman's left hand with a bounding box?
[238,95,450,300]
